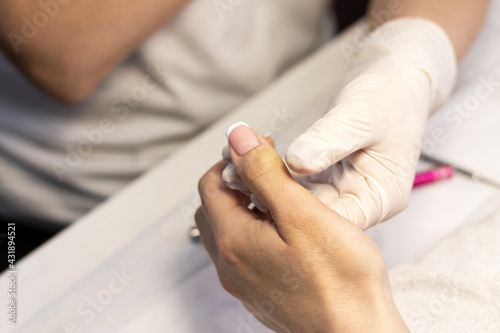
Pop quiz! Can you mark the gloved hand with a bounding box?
[285,18,457,229]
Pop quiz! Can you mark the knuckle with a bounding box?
[194,207,205,226]
[198,173,218,201]
[197,174,209,197]
[218,274,240,298]
[217,239,240,267]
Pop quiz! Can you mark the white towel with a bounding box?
[390,194,500,333]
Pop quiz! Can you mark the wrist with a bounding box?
[352,17,457,113]
[324,279,409,332]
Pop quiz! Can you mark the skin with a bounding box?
[0,0,191,104]
[369,0,490,60]
[197,132,409,332]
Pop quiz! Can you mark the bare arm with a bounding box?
[0,0,192,104]
[368,0,490,60]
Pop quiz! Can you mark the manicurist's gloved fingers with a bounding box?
[285,96,377,175]
[332,152,412,229]
[198,161,256,243]
[226,123,325,240]
[281,19,457,229]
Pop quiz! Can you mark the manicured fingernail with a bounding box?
[225,122,248,138]
[226,122,259,156]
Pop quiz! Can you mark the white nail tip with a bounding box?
[225,122,249,139]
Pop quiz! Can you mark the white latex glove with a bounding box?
[286,18,457,229]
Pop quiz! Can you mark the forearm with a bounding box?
[368,0,490,60]
[0,0,191,103]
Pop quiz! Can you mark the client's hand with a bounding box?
[196,125,408,332]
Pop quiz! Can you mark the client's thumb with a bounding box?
[226,122,313,217]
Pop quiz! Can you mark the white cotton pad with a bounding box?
[222,145,231,165]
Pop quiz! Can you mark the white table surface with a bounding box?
[1,3,500,331]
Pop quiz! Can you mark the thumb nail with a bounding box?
[226,122,260,156]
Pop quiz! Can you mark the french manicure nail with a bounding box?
[226,122,259,156]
